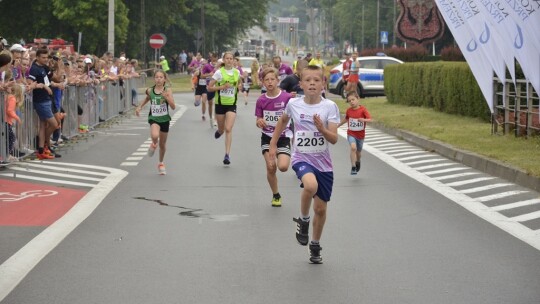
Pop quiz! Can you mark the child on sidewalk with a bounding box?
[135,70,176,175]
[269,65,340,264]
[338,91,372,175]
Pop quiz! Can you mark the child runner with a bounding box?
[242,71,252,105]
[338,91,372,175]
[135,70,176,175]
[269,65,339,264]
[255,68,293,207]
[208,52,242,165]
[5,84,23,161]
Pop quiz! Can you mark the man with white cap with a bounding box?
[157,55,170,73]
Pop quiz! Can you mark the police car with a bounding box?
[328,55,403,98]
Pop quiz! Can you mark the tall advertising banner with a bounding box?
[435,0,496,112]
[474,0,540,96]
[454,0,510,83]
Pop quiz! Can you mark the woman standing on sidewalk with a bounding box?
[135,70,176,175]
[207,52,242,165]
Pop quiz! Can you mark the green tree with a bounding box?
[52,0,129,55]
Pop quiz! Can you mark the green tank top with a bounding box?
[148,85,171,123]
[216,67,240,105]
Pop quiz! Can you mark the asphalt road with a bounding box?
[1,92,539,304]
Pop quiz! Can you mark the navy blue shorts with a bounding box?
[33,100,54,120]
[292,162,334,202]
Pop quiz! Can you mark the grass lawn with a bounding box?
[167,74,540,178]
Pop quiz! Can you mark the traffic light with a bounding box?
[289,26,294,32]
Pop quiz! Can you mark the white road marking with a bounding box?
[6,167,103,182]
[424,167,470,175]
[126,157,144,161]
[13,162,109,176]
[445,177,496,186]
[345,128,540,251]
[475,191,530,202]
[413,163,455,171]
[388,150,425,156]
[0,165,128,302]
[397,154,440,161]
[120,162,139,166]
[371,142,410,148]
[432,172,480,181]
[0,174,97,188]
[132,152,147,156]
[404,158,447,166]
[460,183,513,194]
[491,198,540,212]
[511,211,540,222]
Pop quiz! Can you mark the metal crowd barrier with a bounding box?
[0,75,146,164]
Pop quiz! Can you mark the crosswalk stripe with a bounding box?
[491,198,540,211]
[460,183,513,194]
[0,173,97,187]
[397,154,440,161]
[475,191,529,202]
[405,158,447,166]
[11,163,109,176]
[7,167,103,182]
[445,177,496,186]
[432,172,480,180]
[388,150,425,156]
[510,210,540,222]
[424,167,470,175]
[414,163,455,171]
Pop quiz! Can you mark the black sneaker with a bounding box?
[214,130,222,139]
[309,243,323,264]
[223,154,230,165]
[293,217,309,246]
[350,167,357,175]
[355,161,361,172]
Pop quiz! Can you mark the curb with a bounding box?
[371,122,540,192]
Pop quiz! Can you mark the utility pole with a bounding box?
[108,0,115,55]
[376,0,380,49]
[141,0,146,66]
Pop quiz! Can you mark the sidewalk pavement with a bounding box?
[372,122,540,192]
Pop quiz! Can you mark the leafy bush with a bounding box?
[440,46,465,61]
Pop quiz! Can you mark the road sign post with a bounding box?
[149,33,167,67]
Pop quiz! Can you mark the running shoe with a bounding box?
[37,152,55,160]
[223,154,230,165]
[351,167,357,175]
[213,120,218,128]
[271,196,282,207]
[202,115,206,121]
[309,243,323,264]
[147,143,157,157]
[158,163,166,175]
[356,161,361,172]
[214,130,222,139]
[209,118,213,128]
[194,100,201,106]
[293,217,309,246]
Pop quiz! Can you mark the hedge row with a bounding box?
[384,62,491,121]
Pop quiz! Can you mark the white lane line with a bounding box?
[404,158,447,166]
[6,167,103,182]
[371,142,409,148]
[492,199,540,212]
[397,154,440,161]
[11,163,109,176]
[367,139,396,144]
[413,163,455,171]
[0,165,128,301]
[126,157,144,161]
[132,152,147,156]
[140,144,151,148]
[476,191,530,202]
[460,183,513,194]
[511,210,540,222]
[432,172,480,181]
[424,167,470,175]
[388,150,425,156]
[0,173,97,187]
[445,177,496,187]
[136,148,147,152]
[357,129,540,251]
[120,162,139,166]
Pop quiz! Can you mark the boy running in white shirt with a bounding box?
[269,65,340,264]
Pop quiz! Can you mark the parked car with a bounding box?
[328,55,403,98]
[237,56,258,76]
